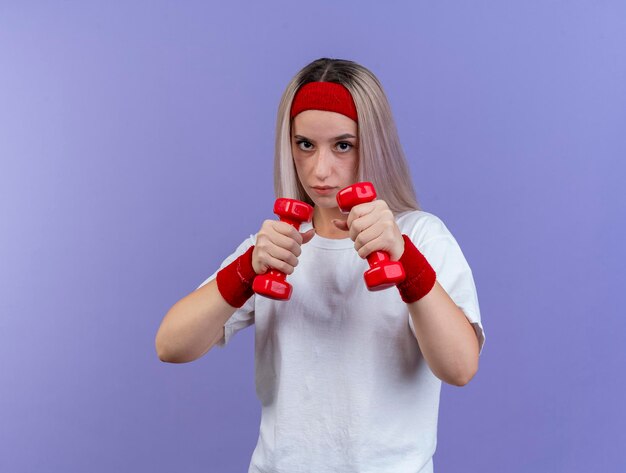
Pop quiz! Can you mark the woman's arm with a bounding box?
[155,278,237,363]
[334,199,481,386]
[156,221,315,363]
[407,281,479,386]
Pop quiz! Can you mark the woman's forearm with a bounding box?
[407,281,479,386]
[155,278,237,363]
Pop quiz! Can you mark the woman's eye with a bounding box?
[296,140,313,150]
[336,142,353,152]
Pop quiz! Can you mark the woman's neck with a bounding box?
[312,206,350,239]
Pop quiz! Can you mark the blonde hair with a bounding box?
[274,58,420,214]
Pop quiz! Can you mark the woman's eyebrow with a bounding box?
[294,133,357,141]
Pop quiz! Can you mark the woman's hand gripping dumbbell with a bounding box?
[334,181,437,302]
[252,198,315,300]
[335,182,406,291]
[214,198,314,308]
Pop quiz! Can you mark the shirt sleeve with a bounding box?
[196,235,256,348]
[405,217,486,355]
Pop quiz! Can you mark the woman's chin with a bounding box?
[308,195,338,208]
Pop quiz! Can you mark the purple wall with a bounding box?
[1,1,624,471]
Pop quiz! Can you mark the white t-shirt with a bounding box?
[197,210,485,473]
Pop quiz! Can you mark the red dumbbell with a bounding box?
[336,182,406,291]
[252,198,314,300]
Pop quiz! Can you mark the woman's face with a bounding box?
[290,110,359,208]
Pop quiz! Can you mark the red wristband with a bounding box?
[396,234,436,303]
[216,245,257,308]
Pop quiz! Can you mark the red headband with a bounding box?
[290,81,358,123]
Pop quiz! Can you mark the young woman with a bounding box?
[156,58,485,473]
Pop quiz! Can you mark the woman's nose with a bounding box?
[313,148,332,180]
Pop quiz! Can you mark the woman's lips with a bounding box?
[311,186,336,196]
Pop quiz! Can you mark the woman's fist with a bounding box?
[332,199,404,261]
[252,220,315,275]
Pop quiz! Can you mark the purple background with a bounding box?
[1,1,624,472]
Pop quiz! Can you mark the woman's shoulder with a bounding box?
[237,233,257,251]
[395,209,456,246]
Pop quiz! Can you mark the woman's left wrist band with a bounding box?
[396,234,436,303]
[216,245,256,308]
